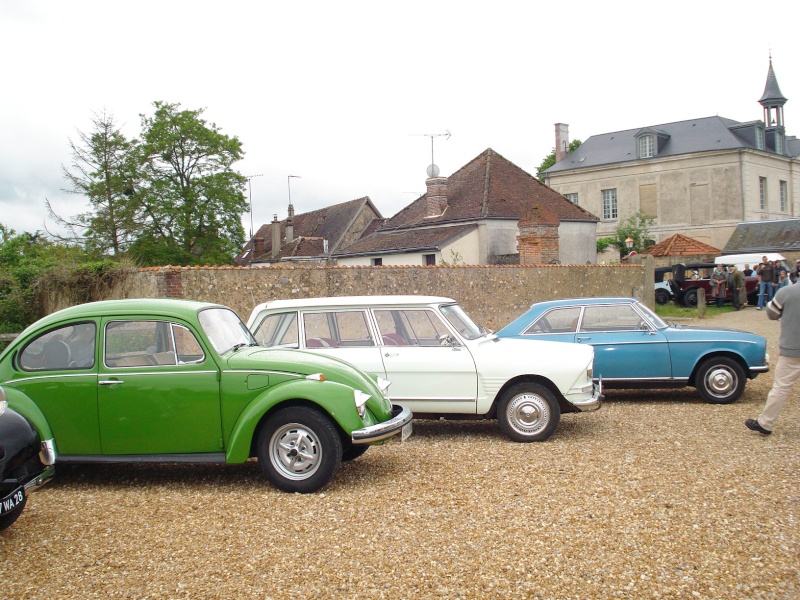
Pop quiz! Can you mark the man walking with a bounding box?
[727,265,744,310]
[746,280,800,435]
[757,258,774,310]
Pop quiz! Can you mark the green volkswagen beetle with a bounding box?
[0,299,412,493]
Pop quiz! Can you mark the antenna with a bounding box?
[411,130,451,178]
[287,175,301,207]
[245,174,263,238]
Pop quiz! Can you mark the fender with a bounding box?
[2,387,55,444]
[225,378,370,463]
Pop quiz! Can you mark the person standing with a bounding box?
[773,260,788,295]
[727,265,744,310]
[711,264,728,308]
[743,264,754,276]
[746,281,800,435]
[792,260,800,284]
[757,258,775,310]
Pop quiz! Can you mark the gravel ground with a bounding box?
[2,308,798,599]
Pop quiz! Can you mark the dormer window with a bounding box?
[775,132,784,155]
[638,135,655,158]
[635,128,669,159]
[756,127,765,150]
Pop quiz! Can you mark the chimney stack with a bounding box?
[271,214,281,257]
[555,123,570,163]
[286,203,295,243]
[425,177,448,218]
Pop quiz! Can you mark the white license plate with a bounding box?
[401,421,413,442]
[1,487,24,516]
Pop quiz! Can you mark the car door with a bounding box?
[11,321,102,455]
[575,304,671,381]
[372,308,478,413]
[97,318,223,455]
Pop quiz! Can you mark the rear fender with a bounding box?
[225,378,365,463]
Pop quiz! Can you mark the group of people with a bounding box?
[746,257,800,310]
[709,263,748,309]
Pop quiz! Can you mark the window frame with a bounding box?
[759,177,768,210]
[602,188,618,220]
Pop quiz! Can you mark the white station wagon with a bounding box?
[247,296,602,442]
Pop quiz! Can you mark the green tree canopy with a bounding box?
[536,139,581,181]
[131,102,248,266]
[596,211,655,257]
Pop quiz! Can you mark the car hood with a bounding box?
[225,346,393,416]
[660,324,766,344]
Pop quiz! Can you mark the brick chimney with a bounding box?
[271,214,281,257]
[517,204,560,264]
[425,177,448,218]
[286,203,295,243]
[554,123,570,163]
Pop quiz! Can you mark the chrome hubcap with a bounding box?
[270,423,321,481]
[507,393,549,435]
[705,367,736,397]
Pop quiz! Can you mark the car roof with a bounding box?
[526,297,638,310]
[254,295,457,310]
[26,298,224,331]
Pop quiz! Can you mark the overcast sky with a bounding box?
[1,1,797,240]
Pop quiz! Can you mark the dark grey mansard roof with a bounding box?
[723,219,800,254]
[759,59,788,105]
[546,116,794,174]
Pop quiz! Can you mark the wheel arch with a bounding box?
[688,351,750,386]
[489,375,571,417]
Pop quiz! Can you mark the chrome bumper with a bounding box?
[23,465,55,493]
[570,380,603,412]
[352,404,413,444]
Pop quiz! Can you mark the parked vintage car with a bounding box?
[1,386,55,530]
[667,263,759,307]
[497,297,769,404]
[247,296,602,442]
[0,299,412,493]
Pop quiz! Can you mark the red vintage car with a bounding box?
[666,263,758,307]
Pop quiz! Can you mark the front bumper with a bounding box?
[351,404,413,444]
[568,380,604,412]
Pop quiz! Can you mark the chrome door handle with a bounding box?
[99,380,124,386]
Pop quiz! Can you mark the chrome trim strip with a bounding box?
[57,453,227,464]
[596,377,690,383]
[352,404,413,444]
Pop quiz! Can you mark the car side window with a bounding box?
[522,307,581,335]
[580,305,642,332]
[253,312,299,347]
[19,322,97,371]
[374,309,449,346]
[105,320,205,367]
[303,311,374,348]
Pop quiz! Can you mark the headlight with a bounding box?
[376,377,391,396]
[354,390,371,419]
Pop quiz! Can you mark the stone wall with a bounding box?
[55,262,653,331]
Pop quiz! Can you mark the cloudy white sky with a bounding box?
[1,1,796,240]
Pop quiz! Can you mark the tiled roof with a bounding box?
[723,219,800,253]
[646,234,721,257]
[383,148,599,230]
[335,224,477,257]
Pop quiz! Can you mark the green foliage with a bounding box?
[596,237,616,253]
[439,250,464,266]
[536,139,582,181]
[600,211,655,257]
[0,224,132,333]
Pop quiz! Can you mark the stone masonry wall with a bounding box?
[65,263,653,332]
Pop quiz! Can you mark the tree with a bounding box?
[597,211,655,256]
[130,101,247,266]
[536,139,581,181]
[50,111,141,255]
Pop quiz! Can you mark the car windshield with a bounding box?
[198,308,256,354]
[439,303,484,340]
[635,302,667,329]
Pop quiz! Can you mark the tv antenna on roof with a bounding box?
[411,130,451,178]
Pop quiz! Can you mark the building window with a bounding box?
[759,177,767,210]
[780,180,788,212]
[564,192,579,204]
[423,254,436,266]
[638,135,655,158]
[372,257,382,266]
[775,132,784,155]
[756,127,765,150]
[602,189,618,220]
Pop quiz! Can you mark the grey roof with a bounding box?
[759,58,788,105]
[723,219,800,253]
[546,116,793,174]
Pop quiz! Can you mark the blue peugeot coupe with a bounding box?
[497,298,769,404]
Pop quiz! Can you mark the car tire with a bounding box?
[257,406,342,493]
[683,289,699,308]
[655,289,671,305]
[695,357,746,404]
[0,494,26,531]
[497,383,560,442]
[341,443,369,462]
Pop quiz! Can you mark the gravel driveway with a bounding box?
[1,307,798,599]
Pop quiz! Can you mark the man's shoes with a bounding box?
[757,307,763,311]
[745,418,772,435]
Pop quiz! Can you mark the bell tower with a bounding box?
[759,55,788,154]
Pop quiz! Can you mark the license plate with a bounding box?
[1,487,24,516]
[401,421,413,442]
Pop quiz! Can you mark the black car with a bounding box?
[665,263,759,308]
[1,387,55,530]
